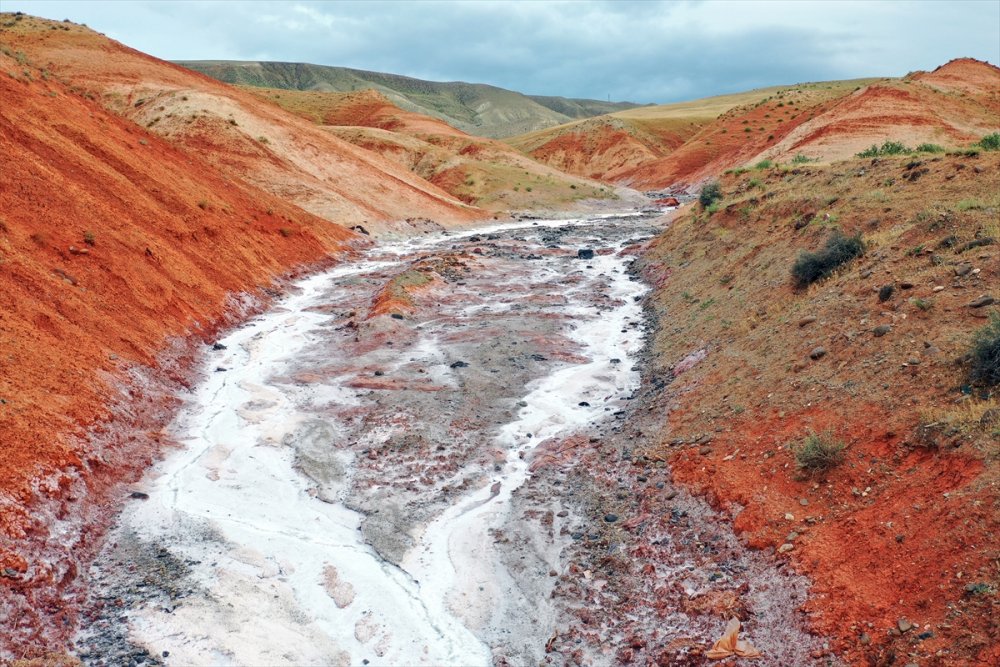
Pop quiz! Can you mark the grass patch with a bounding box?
[856,140,912,158]
[915,143,944,153]
[791,232,865,287]
[754,159,773,170]
[791,153,815,164]
[793,432,846,474]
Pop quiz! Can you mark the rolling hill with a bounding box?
[239,86,615,211]
[177,60,643,138]
[509,59,1000,191]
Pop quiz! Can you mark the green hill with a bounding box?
[176,60,642,138]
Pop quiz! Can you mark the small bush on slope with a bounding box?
[794,432,846,473]
[699,181,722,208]
[977,132,1000,151]
[791,232,865,287]
[970,313,1000,387]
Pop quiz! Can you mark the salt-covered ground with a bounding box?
[76,212,822,666]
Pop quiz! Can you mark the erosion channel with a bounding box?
[77,212,819,666]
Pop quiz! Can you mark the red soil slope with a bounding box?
[639,153,1000,665]
[2,15,484,233]
[0,40,367,654]
[512,59,999,192]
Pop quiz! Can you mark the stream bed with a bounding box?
[76,212,822,666]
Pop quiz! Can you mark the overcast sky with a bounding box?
[6,1,999,103]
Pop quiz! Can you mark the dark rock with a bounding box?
[604,514,618,523]
[129,491,149,500]
[212,342,227,350]
[214,367,227,372]
[390,313,405,320]
[873,325,892,337]
[577,248,595,260]
[954,263,974,276]
[373,370,384,376]
[350,225,370,236]
[969,295,995,308]
[878,284,895,302]
[809,346,827,360]
[578,401,591,407]
[958,237,994,253]
[917,631,934,640]
[899,281,914,289]
[449,361,469,369]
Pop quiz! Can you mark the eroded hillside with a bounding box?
[637,151,1000,665]
[512,60,999,191]
[237,87,616,212]
[2,15,485,235]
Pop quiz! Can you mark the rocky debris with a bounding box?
[211,342,227,350]
[954,263,974,276]
[809,346,827,360]
[449,360,469,368]
[577,248,595,260]
[873,325,892,337]
[878,284,895,302]
[968,295,995,308]
[798,315,817,327]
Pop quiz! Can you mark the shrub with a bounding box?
[793,432,845,473]
[83,231,95,246]
[699,181,722,207]
[977,132,1000,151]
[791,232,865,287]
[856,140,913,158]
[916,143,944,153]
[791,153,814,164]
[970,313,1000,387]
[754,159,773,170]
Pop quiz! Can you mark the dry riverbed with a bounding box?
[74,212,822,666]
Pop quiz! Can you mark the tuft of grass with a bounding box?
[791,232,865,287]
[957,199,984,211]
[793,432,845,473]
[970,313,1000,387]
[915,143,944,153]
[791,153,814,164]
[754,159,773,170]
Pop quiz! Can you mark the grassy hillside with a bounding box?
[177,60,641,138]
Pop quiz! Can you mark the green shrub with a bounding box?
[793,432,845,473]
[977,132,1000,151]
[791,153,814,164]
[699,181,722,207]
[916,143,944,153]
[856,140,913,158]
[791,232,865,287]
[970,313,1000,387]
[754,159,773,170]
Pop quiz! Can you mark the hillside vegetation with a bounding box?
[638,149,1000,665]
[178,60,643,138]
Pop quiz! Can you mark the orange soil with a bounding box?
[513,58,1000,192]
[0,39,359,571]
[2,16,484,233]
[640,152,1000,664]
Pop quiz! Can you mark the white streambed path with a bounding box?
[108,214,654,666]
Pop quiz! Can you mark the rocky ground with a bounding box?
[68,211,821,666]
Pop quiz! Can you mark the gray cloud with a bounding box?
[5,0,999,103]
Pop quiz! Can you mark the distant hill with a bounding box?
[176,60,644,138]
[509,59,1000,190]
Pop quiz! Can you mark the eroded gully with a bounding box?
[76,212,822,666]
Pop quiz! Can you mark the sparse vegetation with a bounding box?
[754,159,773,170]
[699,181,722,208]
[915,143,944,153]
[793,432,846,473]
[791,153,814,164]
[856,140,912,158]
[977,132,1000,151]
[969,313,1000,387]
[791,232,865,287]
[83,231,96,246]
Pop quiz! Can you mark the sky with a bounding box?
[5,0,999,103]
